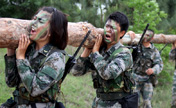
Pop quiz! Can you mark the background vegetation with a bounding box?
[0,0,175,107]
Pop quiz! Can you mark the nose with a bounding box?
[106,26,111,32]
[31,20,37,27]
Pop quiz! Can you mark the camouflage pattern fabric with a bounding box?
[71,42,133,108]
[135,81,153,108]
[169,49,176,108]
[17,102,55,108]
[4,43,65,108]
[132,43,163,108]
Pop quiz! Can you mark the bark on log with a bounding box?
[0,18,175,49]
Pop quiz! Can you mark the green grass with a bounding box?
[152,84,172,108]
[0,49,14,104]
[0,46,174,108]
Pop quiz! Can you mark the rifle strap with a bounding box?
[104,45,127,60]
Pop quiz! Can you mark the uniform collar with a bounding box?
[105,41,123,55]
[38,44,53,56]
[142,43,154,49]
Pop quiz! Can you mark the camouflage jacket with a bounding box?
[169,49,176,60]
[4,43,65,102]
[71,42,133,93]
[132,43,163,82]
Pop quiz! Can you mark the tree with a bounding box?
[156,0,176,34]
[124,0,167,33]
[0,0,51,19]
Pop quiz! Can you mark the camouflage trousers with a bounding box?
[92,97,122,108]
[171,70,176,108]
[134,81,153,108]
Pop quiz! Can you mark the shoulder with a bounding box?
[112,46,131,58]
[117,46,131,54]
[48,47,66,60]
[153,46,160,55]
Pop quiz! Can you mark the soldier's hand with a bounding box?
[81,47,92,57]
[126,31,136,40]
[92,34,102,53]
[146,68,154,75]
[16,34,31,59]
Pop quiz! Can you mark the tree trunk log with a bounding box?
[0,18,175,49]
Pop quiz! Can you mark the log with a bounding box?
[122,34,176,45]
[0,18,175,48]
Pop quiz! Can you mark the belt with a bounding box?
[96,91,131,101]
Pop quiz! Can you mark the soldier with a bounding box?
[131,29,163,108]
[0,7,68,108]
[169,41,176,108]
[71,11,138,108]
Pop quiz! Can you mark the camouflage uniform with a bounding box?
[132,43,163,108]
[4,43,65,108]
[169,49,176,108]
[71,42,134,108]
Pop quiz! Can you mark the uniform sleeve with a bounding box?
[4,54,20,87]
[89,51,133,80]
[71,57,95,76]
[152,50,163,75]
[16,52,65,97]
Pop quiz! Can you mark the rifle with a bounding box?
[131,24,150,61]
[159,43,168,54]
[61,30,91,82]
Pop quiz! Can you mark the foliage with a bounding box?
[125,0,167,33]
[155,44,173,84]
[0,0,168,33]
[156,0,176,34]
[0,0,51,19]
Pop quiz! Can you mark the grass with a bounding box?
[0,46,174,108]
[0,49,14,103]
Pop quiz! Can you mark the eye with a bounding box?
[38,18,44,23]
[106,25,111,28]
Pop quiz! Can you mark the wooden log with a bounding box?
[0,18,175,48]
[0,18,30,49]
[122,34,176,45]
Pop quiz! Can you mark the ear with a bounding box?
[119,30,125,38]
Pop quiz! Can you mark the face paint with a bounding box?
[29,10,51,41]
[33,24,50,41]
[104,27,111,43]
[104,20,118,44]
[143,30,154,42]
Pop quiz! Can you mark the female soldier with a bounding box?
[4,7,68,108]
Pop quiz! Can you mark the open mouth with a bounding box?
[30,28,36,35]
[105,34,111,39]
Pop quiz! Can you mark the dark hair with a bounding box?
[38,7,68,50]
[147,29,155,36]
[106,11,129,38]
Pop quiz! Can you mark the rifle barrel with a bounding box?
[73,30,91,58]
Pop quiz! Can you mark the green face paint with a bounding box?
[104,26,111,43]
[33,24,50,41]
[29,10,51,41]
[143,30,154,42]
[112,21,118,42]
[104,20,118,44]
